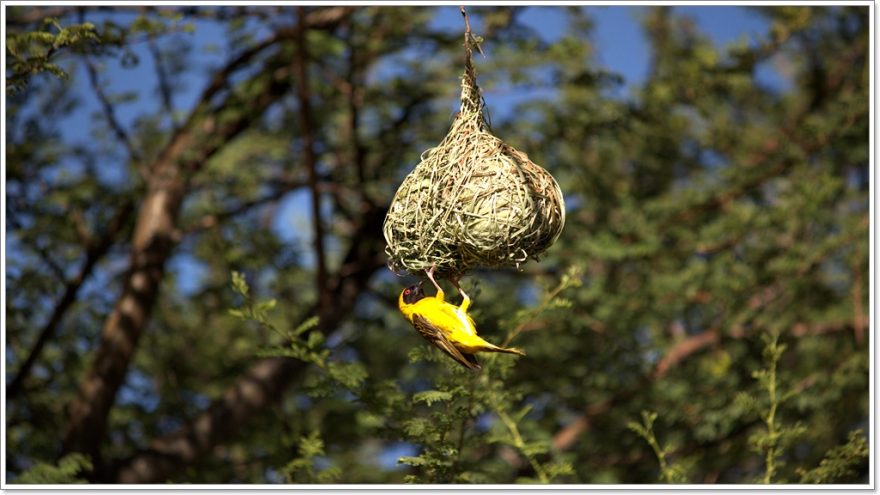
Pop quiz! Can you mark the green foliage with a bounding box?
[628,411,688,483]
[15,454,92,484]
[6,18,99,93]
[413,390,454,407]
[740,333,806,483]
[281,431,342,483]
[229,271,366,392]
[798,430,869,483]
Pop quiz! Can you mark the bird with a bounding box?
[398,265,525,371]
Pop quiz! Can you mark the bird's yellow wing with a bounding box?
[412,314,481,371]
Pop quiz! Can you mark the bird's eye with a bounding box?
[404,288,411,295]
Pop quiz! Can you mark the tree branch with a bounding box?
[147,30,178,130]
[344,17,368,187]
[60,9,352,470]
[173,6,355,150]
[84,57,143,166]
[30,238,68,283]
[112,356,307,483]
[668,32,868,227]
[108,204,387,483]
[8,201,135,399]
[182,179,307,234]
[550,315,865,455]
[293,7,329,315]
[653,329,721,380]
[851,251,866,345]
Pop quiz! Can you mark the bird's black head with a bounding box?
[402,284,425,304]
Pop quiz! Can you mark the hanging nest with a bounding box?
[383,29,565,278]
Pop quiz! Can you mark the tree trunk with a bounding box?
[59,7,354,470]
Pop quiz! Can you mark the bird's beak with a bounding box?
[418,280,425,289]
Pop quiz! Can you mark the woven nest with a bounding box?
[383,43,565,278]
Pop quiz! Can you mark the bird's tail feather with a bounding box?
[486,344,525,356]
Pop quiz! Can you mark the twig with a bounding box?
[294,6,329,314]
[183,179,307,234]
[759,333,783,484]
[496,406,549,483]
[60,5,353,469]
[71,208,92,247]
[84,56,144,169]
[147,30,178,130]
[8,200,135,399]
[629,411,679,483]
[551,314,862,455]
[654,329,720,379]
[111,203,387,483]
[345,21,368,187]
[852,250,865,344]
[459,6,484,57]
[166,6,356,169]
[503,277,572,347]
[454,375,477,477]
[31,239,68,283]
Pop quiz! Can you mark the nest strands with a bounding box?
[383,37,565,277]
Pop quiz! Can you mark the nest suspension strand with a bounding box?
[383,9,565,278]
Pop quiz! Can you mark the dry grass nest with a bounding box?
[383,53,565,278]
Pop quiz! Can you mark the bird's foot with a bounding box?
[449,273,470,311]
[426,263,444,299]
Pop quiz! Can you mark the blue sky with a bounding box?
[274,6,785,289]
[430,5,785,92]
[22,6,789,294]
[54,5,784,154]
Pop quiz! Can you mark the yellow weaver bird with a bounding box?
[398,266,525,371]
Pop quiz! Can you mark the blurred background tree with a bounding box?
[5,5,869,484]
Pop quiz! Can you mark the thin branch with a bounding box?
[454,378,476,475]
[32,239,68,283]
[61,7,356,468]
[345,21,367,187]
[503,277,571,347]
[654,329,721,380]
[550,316,864,454]
[791,318,867,338]
[161,6,355,175]
[183,179,307,234]
[851,250,866,345]
[551,397,614,452]
[147,32,178,129]
[8,200,135,399]
[496,406,549,483]
[84,57,143,166]
[71,208,92,247]
[60,11,350,466]
[110,204,388,483]
[294,6,329,314]
[459,6,483,57]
